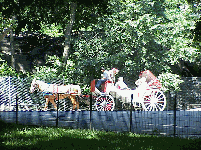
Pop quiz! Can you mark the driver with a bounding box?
[95,67,111,91]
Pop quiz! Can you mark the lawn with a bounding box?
[0,120,200,150]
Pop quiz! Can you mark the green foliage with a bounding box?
[0,53,30,77]
[0,0,110,33]
[70,0,200,86]
[33,55,80,85]
[0,3,17,32]
[31,0,200,91]
[158,72,184,92]
[0,61,30,78]
[39,23,64,37]
[33,55,63,81]
[34,66,58,81]
[0,60,17,77]
[81,84,91,95]
[0,11,10,31]
[6,0,198,93]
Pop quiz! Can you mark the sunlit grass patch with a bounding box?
[0,121,201,150]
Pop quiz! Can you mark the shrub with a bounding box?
[158,72,184,92]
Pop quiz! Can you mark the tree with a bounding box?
[63,2,77,66]
[0,28,11,42]
[0,0,110,66]
[1,0,200,88]
[0,10,16,69]
[74,0,199,75]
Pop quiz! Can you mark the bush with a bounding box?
[158,72,184,92]
[0,61,17,77]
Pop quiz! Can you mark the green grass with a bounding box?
[0,120,200,150]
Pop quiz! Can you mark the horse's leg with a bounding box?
[70,95,79,110]
[49,95,57,110]
[76,96,79,110]
[44,96,50,111]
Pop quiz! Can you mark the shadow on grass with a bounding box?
[0,120,201,150]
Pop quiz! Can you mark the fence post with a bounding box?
[173,92,177,137]
[130,94,133,132]
[90,93,92,130]
[9,77,11,111]
[56,93,59,127]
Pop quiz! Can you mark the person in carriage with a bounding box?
[135,70,162,90]
[115,77,129,90]
[135,76,148,90]
[95,67,111,92]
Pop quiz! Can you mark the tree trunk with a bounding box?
[0,27,12,42]
[0,27,15,69]
[10,28,15,69]
[63,2,77,66]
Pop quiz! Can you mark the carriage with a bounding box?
[91,70,166,111]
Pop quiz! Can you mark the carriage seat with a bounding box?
[90,79,113,93]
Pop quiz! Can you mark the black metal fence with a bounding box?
[0,76,201,138]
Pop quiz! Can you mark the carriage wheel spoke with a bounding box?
[155,103,161,111]
[96,95,114,111]
[142,90,166,111]
[146,104,151,110]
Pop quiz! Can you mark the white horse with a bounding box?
[30,78,81,111]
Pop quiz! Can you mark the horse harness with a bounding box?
[32,81,78,101]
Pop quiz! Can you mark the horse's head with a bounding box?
[30,78,39,93]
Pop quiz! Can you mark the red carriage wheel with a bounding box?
[96,95,115,111]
